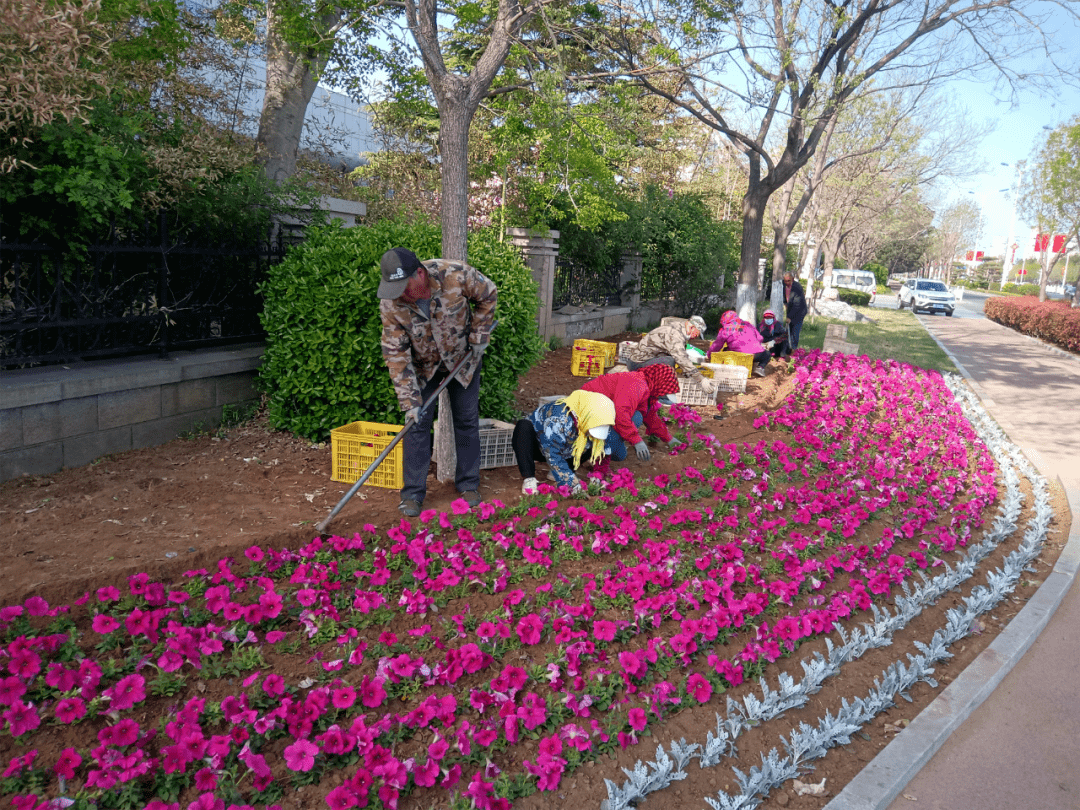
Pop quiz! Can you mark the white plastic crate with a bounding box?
[478,418,516,469]
[675,377,715,406]
[702,363,748,393]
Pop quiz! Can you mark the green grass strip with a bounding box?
[798,307,958,374]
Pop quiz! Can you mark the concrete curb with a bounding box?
[824,323,1080,810]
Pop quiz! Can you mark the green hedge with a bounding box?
[837,289,872,307]
[258,220,544,440]
[1001,283,1042,296]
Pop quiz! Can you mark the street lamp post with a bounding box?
[1001,162,1024,287]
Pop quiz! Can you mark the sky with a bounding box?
[944,80,1079,262]
[938,8,1080,263]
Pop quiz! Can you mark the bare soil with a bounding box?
[0,334,1070,809]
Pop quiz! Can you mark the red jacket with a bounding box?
[580,372,672,445]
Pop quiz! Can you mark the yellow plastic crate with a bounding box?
[330,421,404,489]
[710,351,754,376]
[571,339,615,377]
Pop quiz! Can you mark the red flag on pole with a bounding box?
[1052,234,1066,253]
[1034,234,1050,252]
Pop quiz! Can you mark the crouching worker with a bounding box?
[580,365,682,463]
[378,247,497,517]
[624,317,719,398]
[514,391,616,495]
[757,310,790,359]
[709,310,772,377]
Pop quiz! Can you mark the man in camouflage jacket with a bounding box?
[625,318,716,393]
[378,248,497,516]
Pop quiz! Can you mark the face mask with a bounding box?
[764,318,774,325]
[588,425,610,441]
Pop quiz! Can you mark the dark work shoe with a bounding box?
[460,490,481,508]
[398,498,422,517]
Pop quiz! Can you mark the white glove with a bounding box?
[764,340,775,350]
[699,377,718,396]
[404,406,420,424]
[571,478,586,495]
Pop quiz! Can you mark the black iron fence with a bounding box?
[552,256,623,310]
[1,213,290,369]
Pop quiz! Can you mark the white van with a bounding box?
[830,269,877,303]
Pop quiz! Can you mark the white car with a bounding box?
[898,279,955,316]
[831,269,878,304]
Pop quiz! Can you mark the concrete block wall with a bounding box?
[1,345,264,482]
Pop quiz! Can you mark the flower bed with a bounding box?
[984,295,1080,352]
[1,351,1001,810]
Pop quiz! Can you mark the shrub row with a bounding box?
[836,289,872,307]
[984,296,1080,353]
[1001,283,1042,296]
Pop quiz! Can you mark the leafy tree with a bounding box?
[2,0,321,243]
[602,0,1080,320]
[1020,115,1080,305]
[632,185,741,315]
[1,0,104,172]
[928,201,982,284]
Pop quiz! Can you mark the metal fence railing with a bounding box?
[1,213,290,369]
[552,256,623,310]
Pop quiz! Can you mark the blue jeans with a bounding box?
[789,318,804,350]
[605,412,644,461]
[401,361,481,503]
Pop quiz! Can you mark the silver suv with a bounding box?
[898,279,955,316]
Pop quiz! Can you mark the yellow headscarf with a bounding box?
[559,390,616,468]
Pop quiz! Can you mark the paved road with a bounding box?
[872,288,989,320]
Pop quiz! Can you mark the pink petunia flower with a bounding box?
[332,686,356,709]
[325,786,360,809]
[3,701,40,737]
[0,676,26,706]
[262,673,285,696]
[627,707,647,732]
[687,673,712,703]
[186,793,224,810]
[194,767,218,792]
[359,676,386,709]
[54,747,82,779]
[515,614,543,645]
[91,614,120,634]
[592,620,617,641]
[55,697,86,724]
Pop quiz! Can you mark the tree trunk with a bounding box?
[737,181,769,321]
[438,81,472,262]
[257,3,339,182]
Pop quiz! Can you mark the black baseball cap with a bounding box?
[377,248,423,299]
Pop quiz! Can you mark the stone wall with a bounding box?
[1,345,263,482]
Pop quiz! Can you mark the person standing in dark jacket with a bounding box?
[782,272,808,351]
